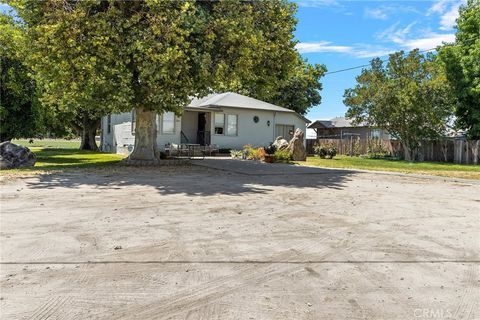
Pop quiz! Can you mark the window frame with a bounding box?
[161,111,176,135]
[226,114,238,136]
[214,113,225,135]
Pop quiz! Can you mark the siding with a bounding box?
[101,108,307,153]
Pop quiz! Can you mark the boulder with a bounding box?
[287,129,307,161]
[272,136,289,150]
[0,141,36,170]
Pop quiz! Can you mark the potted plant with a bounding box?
[263,144,277,163]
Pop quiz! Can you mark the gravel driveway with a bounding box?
[1,164,479,319]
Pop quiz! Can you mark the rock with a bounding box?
[272,136,289,150]
[287,129,307,161]
[0,141,36,170]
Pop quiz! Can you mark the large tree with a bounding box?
[270,59,326,115]
[0,13,42,142]
[11,0,319,162]
[344,50,455,161]
[438,0,480,139]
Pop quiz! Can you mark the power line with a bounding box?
[323,36,479,76]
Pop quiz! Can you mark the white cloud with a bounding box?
[401,33,456,50]
[428,0,466,30]
[364,5,419,21]
[296,42,394,58]
[364,7,388,20]
[296,41,352,54]
[377,23,455,51]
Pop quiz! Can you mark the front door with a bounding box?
[197,113,207,145]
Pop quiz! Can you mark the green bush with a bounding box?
[230,150,243,159]
[314,143,337,159]
[274,149,292,162]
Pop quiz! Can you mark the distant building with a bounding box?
[308,117,390,140]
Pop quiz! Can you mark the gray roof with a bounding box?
[187,92,310,122]
[308,117,366,129]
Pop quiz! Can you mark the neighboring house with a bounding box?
[308,117,390,140]
[101,92,310,154]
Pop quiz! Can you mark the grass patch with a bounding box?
[1,147,125,176]
[12,139,82,149]
[297,155,480,180]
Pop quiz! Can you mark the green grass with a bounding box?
[12,139,81,149]
[297,155,480,180]
[1,146,125,175]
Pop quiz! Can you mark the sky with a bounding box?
[294,0,465,122]
[1,0,465,123]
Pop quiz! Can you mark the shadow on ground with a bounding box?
[23,161,355,196]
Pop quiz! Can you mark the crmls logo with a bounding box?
[413,308,453,319]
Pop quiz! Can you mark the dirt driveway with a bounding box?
[1,163,479,319]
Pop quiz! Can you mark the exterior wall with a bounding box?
[101,111,181,154]
[101,108,308,153]
[315,127,390,140]
[208,108,307,150]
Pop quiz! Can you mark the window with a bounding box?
[131,110,136,135]
[215,113,225,135]
[162,112,175,134]
[107,115,111,134]
[226,114,238,136]
[371,129,381,139]
[275,124,294,140]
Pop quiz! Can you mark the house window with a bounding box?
[131,110,136,135]
[162,112,175,134]
[215,113,225,135]
[107,115,111,134]
[226,114,238,136]
[371,129,381,139]
[275,124,294,140]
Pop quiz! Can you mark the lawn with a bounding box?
[298,155,480,180]
[12,138,81,149]
[2,140,125,175]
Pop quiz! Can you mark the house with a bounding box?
[308,117,390,140]
[101,92,310,154]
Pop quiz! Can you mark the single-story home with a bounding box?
[101,92,310,154]
[308,117,390,140]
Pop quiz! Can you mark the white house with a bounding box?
[100,92,310,154]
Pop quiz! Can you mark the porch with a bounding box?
[180,110,212,146]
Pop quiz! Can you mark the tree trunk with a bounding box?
[79,117,100,151]
[127,107,159,164]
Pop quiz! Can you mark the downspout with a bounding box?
[273,112,277,141]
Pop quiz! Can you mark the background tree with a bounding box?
[269,59,326,115]
[344,50,455,161]
[11,0,324,161]
[0,13,43,142]
[438,0,480,139]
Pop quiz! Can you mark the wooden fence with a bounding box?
[306,138,480,164]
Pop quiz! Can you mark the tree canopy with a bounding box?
[10,0,325,160]
[438,0,480,139]
[344,50,455,160]
[0,13,42,141]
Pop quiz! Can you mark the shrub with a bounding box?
[314,143,337,159]
[242,144,254,159]
[367,138,388,158]
[250,147,266,160]
[274,149,292,162]
[230,149,243,159]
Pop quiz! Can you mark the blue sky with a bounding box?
[294,0,465,122]
[1,0,464,123]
